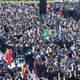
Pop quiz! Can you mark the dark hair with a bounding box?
[23,64,26,68]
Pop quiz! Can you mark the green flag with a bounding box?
[43,26,49,40]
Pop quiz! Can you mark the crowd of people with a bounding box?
[0,2,80,80]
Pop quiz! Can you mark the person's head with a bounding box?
[23,64,26,68]
[15,76,18,80]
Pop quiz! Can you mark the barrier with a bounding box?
[0,0,78,3]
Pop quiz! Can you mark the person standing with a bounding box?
[21,64,28,80]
